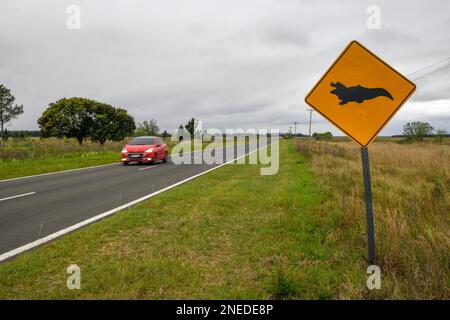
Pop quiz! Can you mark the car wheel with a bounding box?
[163,152,168,163]
[152,153,157,164]
[122,161,129,166]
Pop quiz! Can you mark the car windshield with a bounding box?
[128,137,155,145]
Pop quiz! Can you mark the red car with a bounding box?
[121,136,168,165]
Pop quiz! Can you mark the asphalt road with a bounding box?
[0,143,262,257]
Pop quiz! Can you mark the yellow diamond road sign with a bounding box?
[305,41,416,148]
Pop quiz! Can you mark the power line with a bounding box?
[296,56,449,137]
[408,57,450,81]
[408,57,450,76]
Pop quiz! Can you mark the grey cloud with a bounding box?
[0,0,449,134]
[409,69,450,102]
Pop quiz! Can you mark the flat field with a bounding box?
[0,139,448,299]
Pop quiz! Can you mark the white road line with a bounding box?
[137,166,157,171]
[0,163,120,184]
[0,143,273,262]
[0,192,36,202]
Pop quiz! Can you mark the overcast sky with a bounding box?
[1,0,449,135]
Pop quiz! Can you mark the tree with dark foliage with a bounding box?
[38,97,135,145]
[0,84,23,146]
[135,119,159,136]
[403,122,434,142]
[184,118,199,138]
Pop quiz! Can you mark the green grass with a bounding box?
[0,138,248,180]
[0,138,124,180]
[0,140,371,299]
[0,151,120,180]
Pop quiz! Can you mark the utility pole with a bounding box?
[293,121,299,137]
[306,109,315,137]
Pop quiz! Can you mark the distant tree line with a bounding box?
[282,132,307,139]
[312,132,333,140]
[402,121,448,142]
[2,83,449,147]
[1,130,40,140]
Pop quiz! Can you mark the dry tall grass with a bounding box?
[295,139,449,299]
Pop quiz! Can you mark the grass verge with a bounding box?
[1,140,446,299]
[0,138,247,180]
[0,152,119,180]
[295,139,449,299]
[0,140,368,299]
[0,138,123,180]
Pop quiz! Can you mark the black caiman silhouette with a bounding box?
[330,82,393,105]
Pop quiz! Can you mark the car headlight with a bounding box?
[121,148,127,153]
[144,148,154,153]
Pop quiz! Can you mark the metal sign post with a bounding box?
[304,40,416,263]
[360,148,375,263]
